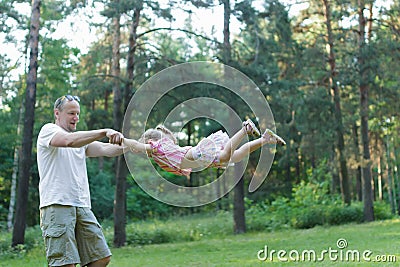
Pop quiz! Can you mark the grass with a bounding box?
[1,218,399,267]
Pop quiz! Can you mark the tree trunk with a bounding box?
[233,162,246,234]
[7,104,23,231]
[125,7,140,103]
[395,142,400,216]
[322,0,350,204]
[358,0,374,222]
[114,5,141,248]
[222,0,231,64]
[377,153,383,201]
[330,150,341,194]
[385,137,396,214]
[114,156,127,247]
[111,6,127,248]
[112,11,122,130]
[360,85,374,221]
[12,0,40,246]
[352,122,363,201]
[8,147,19,232]
[222,0,246,233]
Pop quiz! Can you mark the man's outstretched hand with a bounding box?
[106,129,124,145]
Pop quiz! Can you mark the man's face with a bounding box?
[54,100,80,132]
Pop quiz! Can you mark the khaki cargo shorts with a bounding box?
[40,205,111,266]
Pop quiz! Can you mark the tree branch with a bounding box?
[137,27,221,45]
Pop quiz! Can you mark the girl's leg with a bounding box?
[230,129,285,163]
[230,139,263,163]
[219,119,260,163]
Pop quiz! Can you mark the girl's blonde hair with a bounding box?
[139,125,177,144]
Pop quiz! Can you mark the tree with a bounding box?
[113,1,144,247]
[7,103,23,231]
[12,0,41,246]
[218,0,246,234]
[110,0,127,248]
[321,0,350,204]
[357,0,374,221]
[0,0,28,232]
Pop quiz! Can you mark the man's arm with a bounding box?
[123,138,152,153]
[86,141,126,157]
[50,128,123,148]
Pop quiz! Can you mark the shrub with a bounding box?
[246,181,396,231]
[326,204,363,225]
[291,180,331,207]
[124,212,233,246]
[126,184,174,221]
[126,224,172,245]
[291,205,325,229]
[374,201,394,220]
[0,226,43,260]
[87,160,115,220]
[246,196,293,232]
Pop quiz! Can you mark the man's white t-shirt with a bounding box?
[37,123,91,208]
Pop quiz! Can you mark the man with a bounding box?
[37,95,125,267]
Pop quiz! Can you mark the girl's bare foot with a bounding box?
[262,129,286,145]
[242,119,261,137]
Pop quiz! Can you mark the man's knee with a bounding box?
[102,256,111,265]
[87,256,111,267]
[99,256,111,266]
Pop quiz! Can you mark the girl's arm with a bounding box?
[86,141,125,157]
[123,138,152,153]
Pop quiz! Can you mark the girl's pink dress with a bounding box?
[191,130,230,168]
[149,137,192,177]
[149,130,230,177]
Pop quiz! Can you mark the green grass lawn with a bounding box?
[2,218,399,267]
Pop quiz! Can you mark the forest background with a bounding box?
[0,0,399,249]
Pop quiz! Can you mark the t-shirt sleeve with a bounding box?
[38,123,62,148]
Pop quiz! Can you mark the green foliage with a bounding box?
[246,196,291,231]
[374,201,395,221]
[291,205,326,229]
[41,0,86,22]
[247,181,394,230]
[325,204,363,225]
[0,0,27,34]
[122,211,233,246]
[87,159,115,220]
[0,97,21,223]
[291,180,331,207]
[0,225,42,260]
[126,183,174,220]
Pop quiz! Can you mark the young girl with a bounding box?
[123,119,285,177]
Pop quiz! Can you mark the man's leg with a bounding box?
[76,207,112,267]
[40,205,80,267]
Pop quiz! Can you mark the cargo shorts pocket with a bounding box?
[43,224,67,259]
